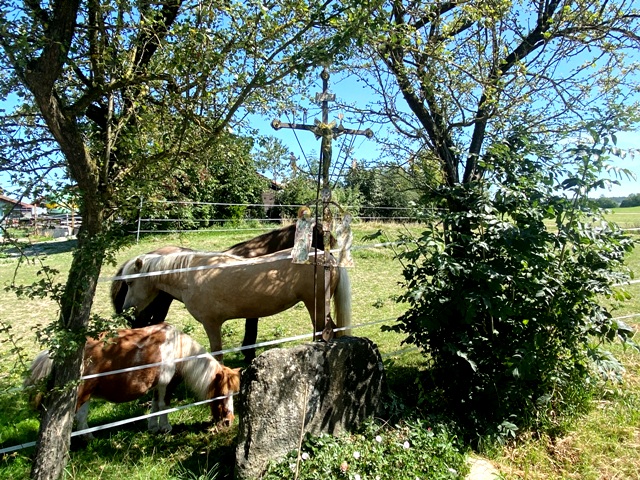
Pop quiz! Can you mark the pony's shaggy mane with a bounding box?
[169,327,222,401]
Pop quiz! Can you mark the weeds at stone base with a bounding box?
[262,419,469,480]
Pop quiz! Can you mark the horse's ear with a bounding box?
[134,257,143,272]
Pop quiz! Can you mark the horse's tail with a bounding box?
[23,350,53,409]
[333,266,352,337]
[111,263,127,314]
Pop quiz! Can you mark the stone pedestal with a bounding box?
[235,337,385,479]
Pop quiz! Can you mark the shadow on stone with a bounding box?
[235,336,385,479]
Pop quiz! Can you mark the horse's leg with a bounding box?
[303,297,326,342]
[75,401,95,441]
[75,401,90,431]
[150,360,175,433]
[202,321,224,362]
[242,318,259,362]
[149,386,172,434]
[148,390,160,432]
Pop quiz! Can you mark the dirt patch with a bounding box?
[546,434,581,466]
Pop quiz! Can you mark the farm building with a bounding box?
[0,194,36,223]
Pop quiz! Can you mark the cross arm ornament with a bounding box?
[271,118,373,140]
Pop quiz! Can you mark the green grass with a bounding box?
[0,222,415,479]
[605,206,640,230]
[1,217,639,479]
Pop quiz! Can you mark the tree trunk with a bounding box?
[30,225,105,479]
[29,350,82,480]
[26,76,106,480]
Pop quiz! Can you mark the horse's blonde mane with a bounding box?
[137,250,248,274]
[168,327,222,401]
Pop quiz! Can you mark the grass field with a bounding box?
[0,217,639,479]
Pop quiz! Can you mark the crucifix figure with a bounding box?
[271,66,373,341]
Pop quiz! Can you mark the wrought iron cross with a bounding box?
[271,67,373,340]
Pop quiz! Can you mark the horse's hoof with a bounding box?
[149,426,172,434]
[71,433,94,450]
[157,425,172,434]
[148,424,170,434]
[211,413,235,431]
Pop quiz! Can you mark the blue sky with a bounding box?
[255,70,640,199]
[2,69,639,202]
[598,131,639,197]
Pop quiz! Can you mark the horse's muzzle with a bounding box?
[220,413,235,427]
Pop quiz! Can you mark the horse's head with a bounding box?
[209,366,241,427]
[121,255,160,315]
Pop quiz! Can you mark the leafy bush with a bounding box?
[390,133,637,442]
[262,419,468,479]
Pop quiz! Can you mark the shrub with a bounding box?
[390,132,637,442]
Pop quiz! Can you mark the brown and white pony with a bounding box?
[120,248,351,360]
[111,224,332,361]
[24,323,240,439]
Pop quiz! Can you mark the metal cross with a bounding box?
[271,67,373,341]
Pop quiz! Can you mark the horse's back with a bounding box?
[183,250,337,321]
[226,224,296,257]
[79,324,171,404]
[224,224,334,258]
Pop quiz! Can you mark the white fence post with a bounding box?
[136,197,143,244]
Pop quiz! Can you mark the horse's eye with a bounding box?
[125,281,133,286]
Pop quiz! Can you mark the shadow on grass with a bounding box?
[2,351,429,479]
[0,390,39,451]
[66,421,238,479]
[1,238,78,258]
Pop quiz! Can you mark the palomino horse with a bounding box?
[120,248,351,360]
[111,224,332,360]
[24,323,240,439]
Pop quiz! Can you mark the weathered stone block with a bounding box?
[235,336,385,480]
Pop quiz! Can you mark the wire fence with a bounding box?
[131,200,640,241]
[3,306,640,456]
[132,199,424,241]
[3,202,640,456]
[0,316,404,456]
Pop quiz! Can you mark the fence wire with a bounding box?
[0,317,399,455]
[3,204,640,456]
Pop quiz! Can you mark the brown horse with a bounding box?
[120,248,351,360]
[111,224,331,360]
[24,323,240,440]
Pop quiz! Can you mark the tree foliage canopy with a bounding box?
[343,0,640,190]
[0,0,379,217]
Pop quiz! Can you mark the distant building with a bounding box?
[260,174,283,218]
[0,194,36,220]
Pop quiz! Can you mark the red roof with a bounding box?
[0,194,34,208]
